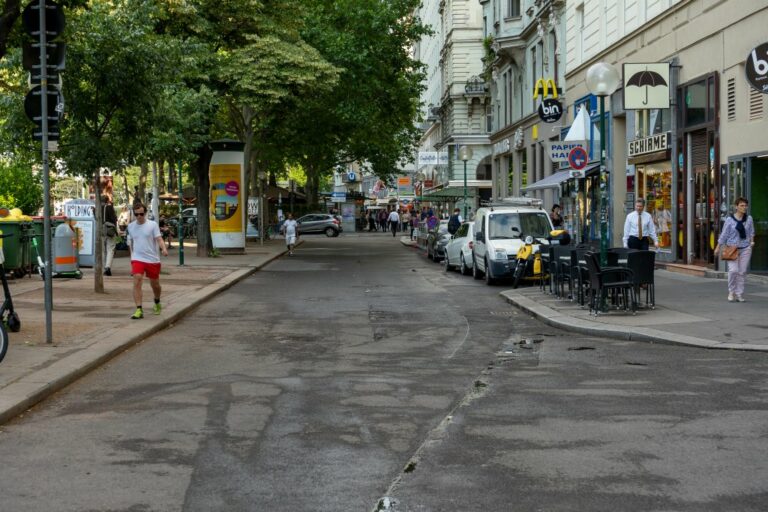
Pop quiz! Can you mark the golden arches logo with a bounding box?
[533,78,559,100]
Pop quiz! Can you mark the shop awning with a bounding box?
[420,186,478,201]
[522,170,571,192]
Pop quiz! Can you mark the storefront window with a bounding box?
[636,163,673,250]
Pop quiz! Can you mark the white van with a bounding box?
[472,198,554,284]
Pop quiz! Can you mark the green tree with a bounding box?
[61,0,180,292]
[0,158,43,213]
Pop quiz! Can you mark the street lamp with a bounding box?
[458,145,473,220]
[585,62,621,268]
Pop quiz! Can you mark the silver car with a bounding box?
[444,222,475,275]
[296,213,342,237]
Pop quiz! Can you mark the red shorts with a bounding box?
[131,261,161,279]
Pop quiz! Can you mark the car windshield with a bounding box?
[488,212,551,240]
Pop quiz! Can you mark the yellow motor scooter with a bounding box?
[511,229,570,289]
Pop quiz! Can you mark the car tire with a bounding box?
[485,258,496,285]
[472,253,483,280]
[324,227,337,237]
[460,254,471,276]
[444,254,451,271]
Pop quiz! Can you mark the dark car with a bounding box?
[296,213,342,237]
[426,219,451,262]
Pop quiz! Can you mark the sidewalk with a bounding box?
[0,238,290,425]
[500,269,768,351]
[398,237,768,352]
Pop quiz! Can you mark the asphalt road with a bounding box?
[0,233,766,512]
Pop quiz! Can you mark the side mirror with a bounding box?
[475,231,485,242]
[511,226,521,234]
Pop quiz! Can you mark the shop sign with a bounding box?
[533,78,562,123]
[493,138,510,155]
[623,63,670,109]
[418,152,449,165]
[627,132,670,158]
[746,42,768,93]
[548,140,587,162]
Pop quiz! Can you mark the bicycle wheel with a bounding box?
[0,323,8,363]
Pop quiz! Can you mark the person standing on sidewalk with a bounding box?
[388,208,400,237]
[622,199,659,250]
[281,213,298,255]
[102,195,118,276]
[715,197,755,303]
[127,203,168,319]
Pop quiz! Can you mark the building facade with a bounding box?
[415,0,493,214]
[564,0,767,270]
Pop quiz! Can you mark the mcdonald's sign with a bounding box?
[534,78,563,123]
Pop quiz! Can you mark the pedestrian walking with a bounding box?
[127,203,168,319]
[622,199,659,250]
[378,209,387,232]
[550,204,564,228]
[281,213,298,255]
[102,195,118,276]
[388,209,400,237]
[714,197,755,302]
[447,208,462,235]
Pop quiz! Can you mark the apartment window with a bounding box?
[508,71,514,122]
[486,104,493,133]
[576,3,585,63]
[507,0,521,17]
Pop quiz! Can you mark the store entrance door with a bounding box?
[689,130,715,266]
[749,157,768,273]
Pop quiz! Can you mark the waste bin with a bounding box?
[0,208,34,273]
[52,222,80,276]
[31,216,69,266]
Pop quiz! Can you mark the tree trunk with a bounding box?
[122,173,131,208]
[168,159,176,193]
[92,172,105,294]
[158,160,166,194]
[138,162,149,205]
[194,145,213,257]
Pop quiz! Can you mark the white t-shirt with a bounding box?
[283,219,298,237]
[127,220,162,263]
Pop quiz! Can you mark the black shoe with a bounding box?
[104,268,112,276]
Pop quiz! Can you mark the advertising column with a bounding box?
[209,140,246,253]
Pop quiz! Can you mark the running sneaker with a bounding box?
[153,302,162,315]
[131,308,144,319]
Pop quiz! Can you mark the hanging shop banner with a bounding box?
[623,63,670,109]
[397,176,414,195]
[746,42,768,93]
[534,78,562,123]
[209,140,245,251]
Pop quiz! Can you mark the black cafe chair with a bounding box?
[584,252,637,316]
[552,245,573,299]
[626,250,656,309]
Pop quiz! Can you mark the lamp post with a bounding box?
[585,62,621,268]
[458,145,473,220]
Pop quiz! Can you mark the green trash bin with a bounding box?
[0,221,27,271]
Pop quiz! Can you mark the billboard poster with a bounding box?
[209,164,243,233]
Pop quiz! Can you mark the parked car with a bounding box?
[296,213,342,237]
[472,199,554,285]
[426,219,450,262]
[444,222,475,275]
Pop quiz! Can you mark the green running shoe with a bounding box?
[131,307,144,320]
[153,302,162,315]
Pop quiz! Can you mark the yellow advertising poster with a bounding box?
[209,164,243,233]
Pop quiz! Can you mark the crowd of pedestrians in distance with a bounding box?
[362,205,473,241]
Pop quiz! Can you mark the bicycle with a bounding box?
[0,233,22,363]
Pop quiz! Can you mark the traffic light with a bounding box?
[22,0,66,142]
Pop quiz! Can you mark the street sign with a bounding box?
[331,192,346,202]
[22,0,65,38]
[548,141,586,162]
[568,146,588,170]
[24,85,62,122]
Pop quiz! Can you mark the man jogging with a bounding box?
[127,203,168,319]
[282,213,298,255]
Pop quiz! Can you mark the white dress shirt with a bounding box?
[622,211,658,248]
